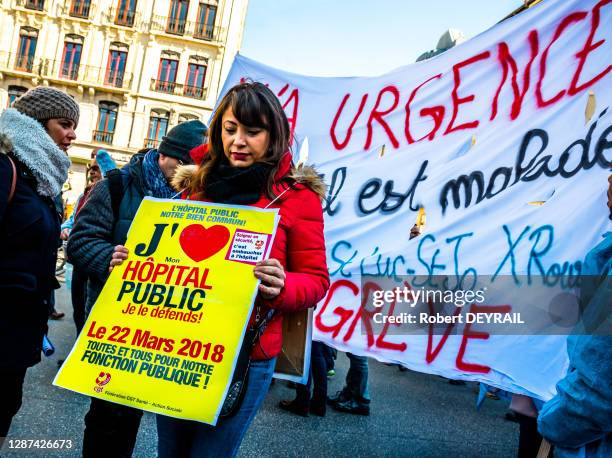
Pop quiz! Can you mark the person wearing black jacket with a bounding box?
[0,87,78,442]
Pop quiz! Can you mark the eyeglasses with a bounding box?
[89,165,100,172]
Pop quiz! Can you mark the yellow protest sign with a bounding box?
[54,197,279,425]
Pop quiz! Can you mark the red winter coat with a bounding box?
[175,152,329,359]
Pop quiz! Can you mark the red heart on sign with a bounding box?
[179,224,231,262]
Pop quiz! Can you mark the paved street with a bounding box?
[3,283,519,457]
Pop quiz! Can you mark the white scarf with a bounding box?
[0,109,71,197]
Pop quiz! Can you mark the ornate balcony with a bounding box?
[151,79,176,94]
[14,54,36,72]
[150,79,207,99]
[0,52,40,74]
[15,0,45,11]
[68,0,92,19]
[144,138,160,149]
[193,22,215,40]
[150,15,223,42]
[41,59,133,90]
[165,18,187,35]
[59,62,80,80]
[92,130,114,144]
[183,84,206,99]
[104,7,138,28]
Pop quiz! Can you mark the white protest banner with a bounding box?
[219,0,611,400]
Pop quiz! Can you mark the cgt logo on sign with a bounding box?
[94,372,112,393]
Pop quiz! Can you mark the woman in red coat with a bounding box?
[155,81,329,457]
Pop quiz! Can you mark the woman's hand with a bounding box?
[254,258,286,300]
[109,245,129,272]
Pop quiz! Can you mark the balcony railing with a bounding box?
[59,63,80,80]
[150,79,207,99]
[183,84,206,99]
[152,79,177,94]
[0,52,39,73]
[104,7,138,27]
[165,18,187,35]
[16,0,45,11]
[41,59,133,90]
[0,54,133,90]
[14,54,36,72]
[150,15,223,41]
[93,130,114,144]
[104,70,130,88]
[144,138,160,149]
[193,22,215,40]
[68,0,92,19]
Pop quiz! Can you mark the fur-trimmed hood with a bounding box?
[0,109,71,197]
[171,152,327,201]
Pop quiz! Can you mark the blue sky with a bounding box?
[241,0,525,76]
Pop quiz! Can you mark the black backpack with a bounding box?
[106,168,125,223]
[106,150,152,223]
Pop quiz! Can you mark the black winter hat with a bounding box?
[158,120,207,164]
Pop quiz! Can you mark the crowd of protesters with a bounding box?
[0,84,610,458]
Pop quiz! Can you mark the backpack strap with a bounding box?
[106,168,124,222]
[7,156,17,203]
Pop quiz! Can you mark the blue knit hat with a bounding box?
[93,149,117,177]
[158,120,207,164]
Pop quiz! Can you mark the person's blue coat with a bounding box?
[538,233,612,457]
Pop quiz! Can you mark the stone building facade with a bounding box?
[0,0,248,196]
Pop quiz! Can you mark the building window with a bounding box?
[22,0,44,11]
[15,27,38,72]
[60,35,83,80]
[7,86,27,107]
[115,0,137,27]
[154,53,179,93]
[167,0,189,35]
[69,0,91,18]
[146,110,169,148]
[105,42,128,88]
[195,3,216,40]
[184,58,207,99]
[93,101,118,144]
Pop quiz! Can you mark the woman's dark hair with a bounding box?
[189,81,292,198]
